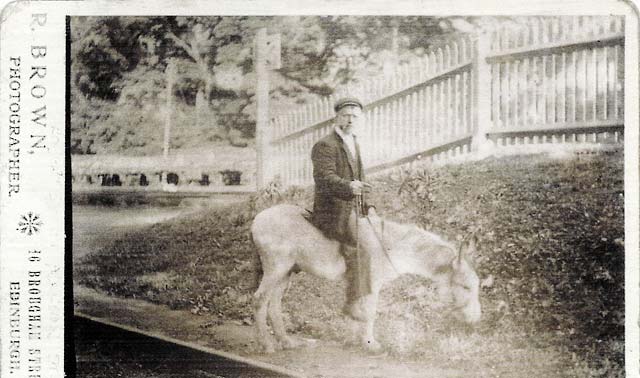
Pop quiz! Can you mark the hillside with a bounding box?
[75,150,624,377]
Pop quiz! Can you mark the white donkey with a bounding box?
[251,203,482,353]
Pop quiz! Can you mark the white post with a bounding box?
[255,28,269,189]
[255,28,281,189]
[164,60,176,159]
[471,32,493,155]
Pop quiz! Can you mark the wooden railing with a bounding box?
[485,17,624,145]
[262,16,624,187]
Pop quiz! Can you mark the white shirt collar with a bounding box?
[334,126,357,158]
[334,126,356,140]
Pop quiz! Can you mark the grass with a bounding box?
[75,150,624,377]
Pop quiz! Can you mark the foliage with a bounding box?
[70,16,448,154]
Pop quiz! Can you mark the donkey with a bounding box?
[251,203,481,353]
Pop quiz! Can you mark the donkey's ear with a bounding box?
[455,235,477,267]
[454,243,465,267]
[464,234,478,255]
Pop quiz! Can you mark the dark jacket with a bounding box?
[311,130,364,243]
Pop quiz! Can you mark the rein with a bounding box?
[363,211,400,274]
[356,194,400,274]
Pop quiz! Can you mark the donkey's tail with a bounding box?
[249,232,264,291]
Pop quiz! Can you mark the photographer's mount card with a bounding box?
[0,1,638,377]
[1,5,66,377]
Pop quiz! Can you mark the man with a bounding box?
[311,96,372,321]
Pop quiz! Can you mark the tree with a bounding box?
[70,16,449,154]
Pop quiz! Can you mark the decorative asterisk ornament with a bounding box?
[17,212,42,236]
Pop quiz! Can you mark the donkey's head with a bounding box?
[436,236,481,325]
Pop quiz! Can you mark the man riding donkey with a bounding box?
[251,98,482,352]
[310,96,375,321]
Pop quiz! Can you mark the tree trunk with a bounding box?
[203,76,225,139]
[195,89,206,128]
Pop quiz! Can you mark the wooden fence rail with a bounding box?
[261,16,624,188]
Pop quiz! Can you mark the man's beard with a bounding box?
[340,124,353,134]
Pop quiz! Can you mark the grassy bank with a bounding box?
[75,151,624,376]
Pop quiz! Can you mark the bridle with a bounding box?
[447,267,477,315]
[354,195,473,316]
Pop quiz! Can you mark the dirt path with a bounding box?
[74,285,580,378]
[74,286,465,378]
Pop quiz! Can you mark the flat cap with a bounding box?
[334,97,363,112]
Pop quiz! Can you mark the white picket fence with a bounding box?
[264,16,624,187]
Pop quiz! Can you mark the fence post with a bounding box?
[471,32,493,155]
[163,59,176,160]
[255,28,281,190]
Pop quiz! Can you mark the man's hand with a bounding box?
[349,180,372,195]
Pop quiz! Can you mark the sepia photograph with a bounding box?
[69,14,626,377]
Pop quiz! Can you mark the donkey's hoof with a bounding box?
[261,340,277,354]
[281,336,303,349]
[364,340,383,354]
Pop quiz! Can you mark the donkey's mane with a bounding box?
[377,218,453,250]
[372,217,419,238]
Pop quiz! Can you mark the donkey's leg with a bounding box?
[360,291,382,352]
[254,272,282,353]
[268,274,301,349]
